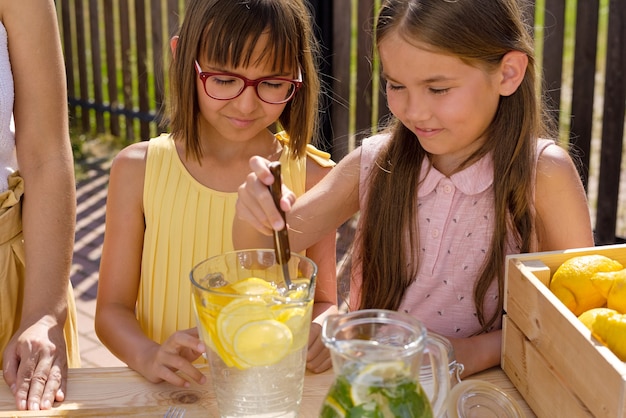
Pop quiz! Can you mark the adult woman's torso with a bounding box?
[0,22,18,192]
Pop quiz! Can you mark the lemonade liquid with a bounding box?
[208,344,307,417]
[194,278,313,418]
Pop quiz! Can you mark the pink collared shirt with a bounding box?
[350,134,549,338]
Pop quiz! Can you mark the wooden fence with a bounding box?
[57,0,625,244]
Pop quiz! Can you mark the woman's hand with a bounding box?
[236,156,296,236]
[136,328,206,387]
[2,318,67,411]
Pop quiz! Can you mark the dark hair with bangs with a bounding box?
[167,0,320,162]
[356,0,553,334]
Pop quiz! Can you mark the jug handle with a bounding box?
[425,336,452,418]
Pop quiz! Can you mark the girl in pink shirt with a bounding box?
[234,0,594,377]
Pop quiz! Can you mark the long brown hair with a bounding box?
[167,0,320,162]
[357,0,552,333]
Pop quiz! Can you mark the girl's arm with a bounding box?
[534,143,595,251]
[95,143,151,369]
[301,160,338,373]
[1,0,76,411]
[303,159,339,317]
[448,331,502,378]
[234,146,362,252]
[234,149,362,372]
[95,143,205,387]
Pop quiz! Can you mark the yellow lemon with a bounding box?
[283,281,310,300]
[350,361,409,405]
[549,255,623,316]
[196,276,312,369]
[590,269,626,314]
[230,277,276,295]
[233,320,293,366]
[591,310,626,361]
[578,307,619,331]
[274,304,312,351]
[217,298,272,355]
[321,396,347,417]
[275,306,308,325]
[194,303,239,368]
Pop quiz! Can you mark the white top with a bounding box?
[0,21,18,192]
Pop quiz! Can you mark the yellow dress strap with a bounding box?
[275,131,336,168]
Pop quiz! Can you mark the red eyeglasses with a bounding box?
[194,60,302,104]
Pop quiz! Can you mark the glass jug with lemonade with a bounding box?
[320,309,451,418]
[190,249,316,418]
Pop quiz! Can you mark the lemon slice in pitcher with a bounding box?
[230,277,276,295]
[233,320,293,366]
[194,304,234,366]
[350,361,410,404]
[217,299,271,354]
[350,361,433,417]
[275,306,311,350]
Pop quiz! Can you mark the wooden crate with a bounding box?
[502,244,626,418]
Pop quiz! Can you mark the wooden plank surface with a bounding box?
[0,364,534,417]
[0,366,215,417]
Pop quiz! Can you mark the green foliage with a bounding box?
[320,374,433,418]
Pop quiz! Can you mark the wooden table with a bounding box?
[0,365,535,417]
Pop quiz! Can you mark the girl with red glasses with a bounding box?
[95,0,338,387]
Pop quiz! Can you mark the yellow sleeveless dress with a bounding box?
[137,133,334,344]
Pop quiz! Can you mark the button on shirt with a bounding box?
[398,152,517,338]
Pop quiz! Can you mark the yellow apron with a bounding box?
[0,172,80,368]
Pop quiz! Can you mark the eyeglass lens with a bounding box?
[204,75,296,103]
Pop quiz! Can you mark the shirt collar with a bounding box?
[418,153,494,197]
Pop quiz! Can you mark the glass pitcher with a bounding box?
[320,309,451,418]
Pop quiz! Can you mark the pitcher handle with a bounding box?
[425,336,452,418]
